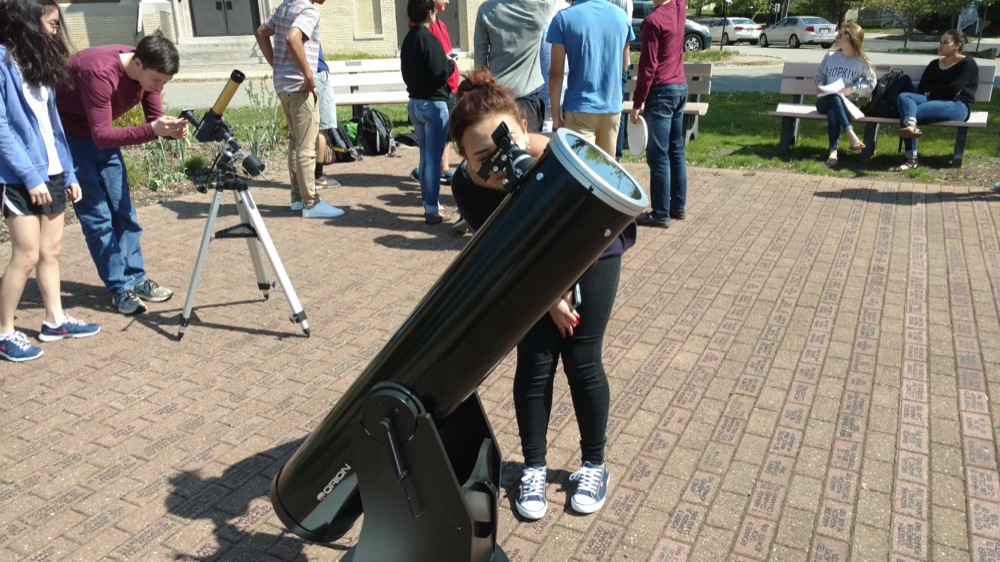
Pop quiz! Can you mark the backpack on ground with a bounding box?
[325,122,362,163]
[357,108,396,156]
[863,69,914,118]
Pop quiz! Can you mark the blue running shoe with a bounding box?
[0,331,43,362]
[569,461,610,514]
[39,315,101,342]
[515,466,548,520]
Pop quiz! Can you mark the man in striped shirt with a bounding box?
[255,0,344,219]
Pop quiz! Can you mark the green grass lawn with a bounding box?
[618,91,1000,183]
[167,90,1000,187]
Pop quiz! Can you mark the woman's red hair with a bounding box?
[449,68,526,155]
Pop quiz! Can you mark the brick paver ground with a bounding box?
[2,146,999,561]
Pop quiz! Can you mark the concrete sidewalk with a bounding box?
[2,146,1000,561]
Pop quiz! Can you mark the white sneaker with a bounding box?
[290,201,304,211]
[302,201,345,219]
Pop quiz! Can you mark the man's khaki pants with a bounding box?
[279,91,320,209]
[563,111,621,157]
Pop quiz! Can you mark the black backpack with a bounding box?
[863,69,914,118]
[357,108,396,156]
[325,122,361,163]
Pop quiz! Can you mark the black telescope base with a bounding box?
[347,383,507,562]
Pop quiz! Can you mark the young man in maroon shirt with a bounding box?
[56,31,188,315]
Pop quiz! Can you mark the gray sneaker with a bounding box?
[133,280,173,303]
[113,290,147,315]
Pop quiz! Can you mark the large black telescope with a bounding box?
[270,129,648,559]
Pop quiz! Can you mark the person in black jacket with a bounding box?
[891,29,978,172]
[401,0,456,224]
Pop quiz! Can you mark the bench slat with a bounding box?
[780,63,995,103]
[328,59,402,73]
[335,91,410,105]
[769,103,989,128]
[329,71,404,89]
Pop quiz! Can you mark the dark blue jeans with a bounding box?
[67,136,148,295]
[645,83,688,220]
[815,95,855,150]
[514,255,620,467]
[897,92,970,157]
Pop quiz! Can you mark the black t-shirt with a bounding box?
[400,26,455,102]
[451,163,636,260]
[917,57,978,108]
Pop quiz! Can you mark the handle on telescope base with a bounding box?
[347,384,507,562]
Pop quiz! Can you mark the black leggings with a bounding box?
[514,255,621,468]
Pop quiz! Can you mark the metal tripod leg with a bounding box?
[179,188,224,339]
[233,191,272,300]
[234,189,310,336]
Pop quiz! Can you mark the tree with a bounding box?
[791,0,864,26]
[866,0,971,47]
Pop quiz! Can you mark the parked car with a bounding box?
[758,16,837,49]
[630,1,713,52]
[708,17,763,45]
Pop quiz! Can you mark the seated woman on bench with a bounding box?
[814,23,875,169]
[891,29,979,172]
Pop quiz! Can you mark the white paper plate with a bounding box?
[627,115,647,156]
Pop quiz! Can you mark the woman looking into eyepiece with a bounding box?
[449,67,636,521]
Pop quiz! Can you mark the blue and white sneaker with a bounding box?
[133,279,173,303]
[569,461,609,514]
[39,315,101,342]
[515,466,548,520]
[0,331,43,362]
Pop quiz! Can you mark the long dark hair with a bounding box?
[0,0,73,88]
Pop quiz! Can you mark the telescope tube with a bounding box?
[270,130,648,541]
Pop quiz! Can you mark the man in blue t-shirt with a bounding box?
[546,0,634,155]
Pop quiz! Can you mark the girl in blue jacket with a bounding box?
[0,0,100,362]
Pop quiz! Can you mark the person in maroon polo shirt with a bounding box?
[56,31,188,315]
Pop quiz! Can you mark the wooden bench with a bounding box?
[623,62,713,145]
[328,59,408,118]
[769,62,996,168]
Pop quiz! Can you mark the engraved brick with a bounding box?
[649,538,691,562]
[971,536,1000,562]
[816,500,852,541]
[902,380,926,402]
[770,429,802,458]
[841,392,868,416]
[780,403,808,431]
[748,481,785,520]
[673,385,705,409]
[830,440,861,471]
[665,503,706,541]
[960,390,991,414]
[969,467,1000,502]
[643,431,677,460]
[892,514,927,558]
[660,407,693,435]
[900,401,927,426]
[810,536,849,561]
[735,375,763,397]
[902,361,927,382]
[825,469,857,504]
[959,369,987,392]
[970,499,1000,540]
[897,451,929,485]
[790,382,816,406]
[962,413,995,440]
[683,472,721,506]
[899,424,929,455]
[966,438,998,470]
[611,392,643,419]
[576,520,622,560]
[795,365,819,384]
[733,516,775,559]
[726,395,756,420]
[845,371,874,393]
[836,415,865,442]
[714,417,744,445]
[622,455,663,492]
[699,443,735,474]
[602,490,642,526]
[758,454,794,486]
[894,482,927,519]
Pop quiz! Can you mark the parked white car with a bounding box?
[758,16,838,49]
[708,17,763,45]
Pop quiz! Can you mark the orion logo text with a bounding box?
[316,464,352,501]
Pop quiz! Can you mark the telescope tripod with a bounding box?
[178,164,309,338]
